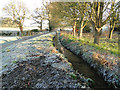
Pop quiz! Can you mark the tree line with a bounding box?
[2,0,119,44]
[47,1,119,44]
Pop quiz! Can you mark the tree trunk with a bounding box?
[73,21,76,36]
[78,18,85,38]
[19,24,23,37]
[109,28,114,39]
[79,27,83,38]
[94,29,101,44]
[48,20,52,31]
[73,25,76,36]
[40,21,42,31]
[109,22,115,39]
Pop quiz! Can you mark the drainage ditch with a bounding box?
[53,34,114,89]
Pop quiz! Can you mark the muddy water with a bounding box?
[53,34,114,89]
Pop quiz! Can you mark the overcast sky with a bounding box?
[0,0,119,26]
[0,0,46,26]
[0,0,119,17]
[0,0,45,16]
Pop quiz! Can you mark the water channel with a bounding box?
[53,33,114,89]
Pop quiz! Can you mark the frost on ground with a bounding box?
[59,33,120,89]
[0,36,20,44]
[1,32,90,89]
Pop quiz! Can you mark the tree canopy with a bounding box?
[47,1,119,44]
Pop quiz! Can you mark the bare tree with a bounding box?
[32,7,45,31]
[87,1,115,44]
[3,1,29,36]
[109,1,120,39]
[77,2,89,38]
[0,17,18,27]
[32,0,52,31]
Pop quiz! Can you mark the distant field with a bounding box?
[0,36,20,44]
[0,27,39,31]
[0,27,39,44]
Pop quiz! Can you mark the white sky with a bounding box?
[0,0,119,26]
[0,0,119,17]
[0,0,45,16]
[0,0,46,26]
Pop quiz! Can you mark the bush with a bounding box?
[17,32,19,36]
[83,26,91,33]
[31,29,39,32]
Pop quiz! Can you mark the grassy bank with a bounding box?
[60,32,119,56]
[59,32,120,88]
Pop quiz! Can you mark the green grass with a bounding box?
[12,61,17,64]
[61,33,119,55]
[87,78,94,87]
[49,42,53,46]
[6,49,11,52]
[69,72,77,80]
[3,65,8,68]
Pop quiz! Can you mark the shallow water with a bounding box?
[53,34,114,89]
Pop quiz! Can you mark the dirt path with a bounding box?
[1,32,48,48]
[1,32,90,89]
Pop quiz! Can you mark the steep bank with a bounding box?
[59,32,120,89]
[53,34,112,89]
